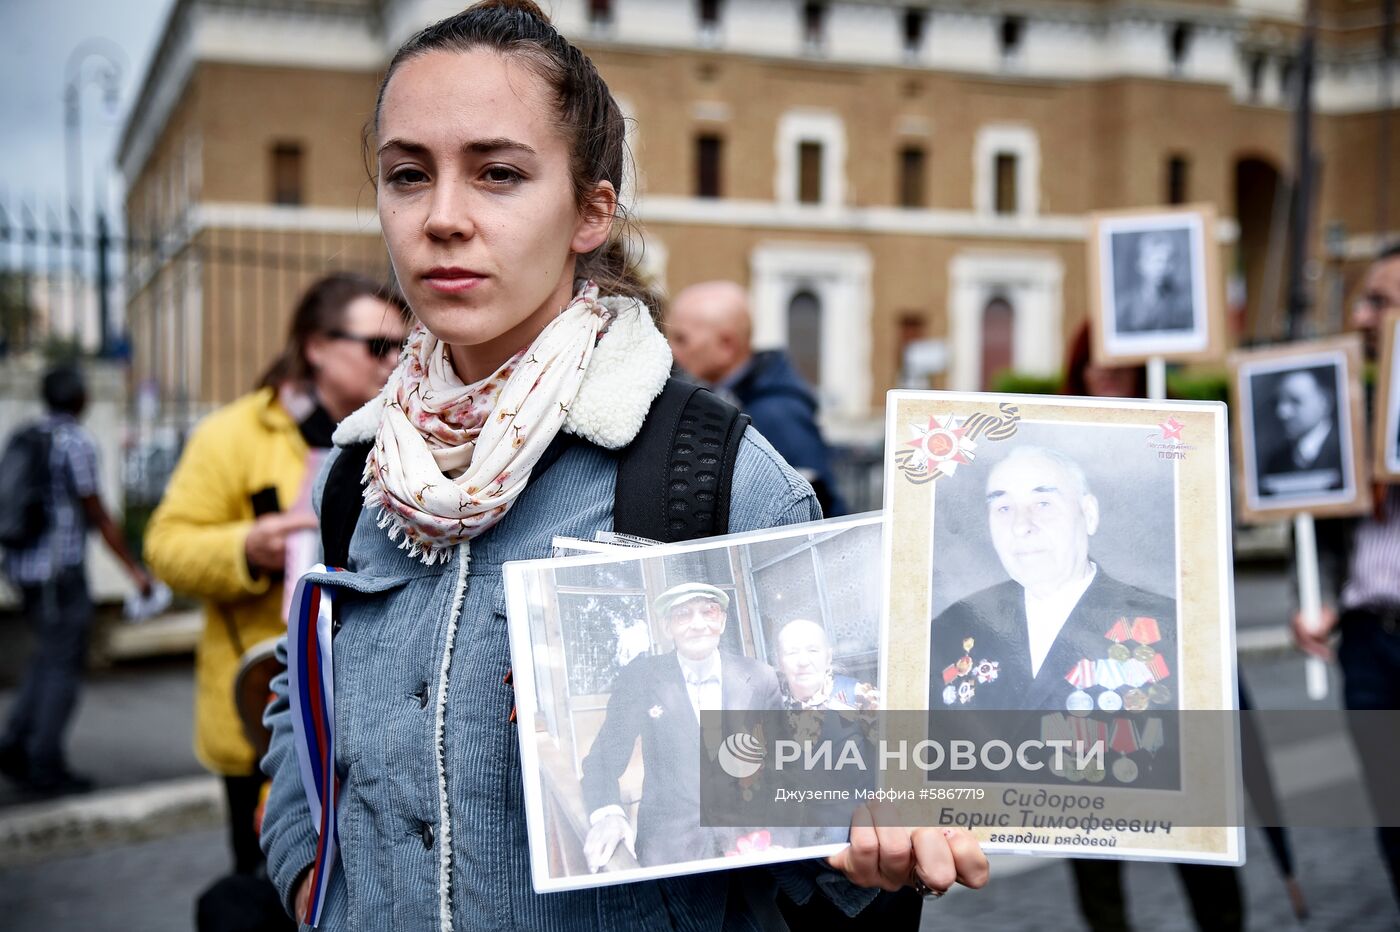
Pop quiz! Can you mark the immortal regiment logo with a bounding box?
[1146,416,1195,461]
[895,403,1021,484]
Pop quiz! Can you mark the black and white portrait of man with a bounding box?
[1097,211,1212,359]
[928,426,1179,716]
[1241,354,1355,509]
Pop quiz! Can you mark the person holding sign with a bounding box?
[256,4,988,928]
[1291,242,1400,910]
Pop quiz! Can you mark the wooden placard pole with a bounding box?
[1292,512,1330,701]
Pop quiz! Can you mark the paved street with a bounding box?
[0,560,1397,930]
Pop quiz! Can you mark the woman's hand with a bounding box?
[827,804,989,895]
[244,512,319,575]
[294,870,313,923]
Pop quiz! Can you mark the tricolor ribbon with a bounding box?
[287,565,344,928]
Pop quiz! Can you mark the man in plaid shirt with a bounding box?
[0,366,151,795]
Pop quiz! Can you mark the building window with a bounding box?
[902,8,927,54]
[589,0,612,28]
[698,0,721,28]
[695,134,723,198]
[898,145,925,208]
[980,296,1014,391]
[1166,154,1189,205]
[798,141,824,204]
[1279,58,1296,97]
[1169,23,1192,72]
[993,152,1018,215]
[999,16,1024,59]
[270,142,303,206]
[1247,54,1266,101]
[787,289,823,388]
[803,2,827,51]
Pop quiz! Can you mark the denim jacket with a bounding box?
[260,303,878,931]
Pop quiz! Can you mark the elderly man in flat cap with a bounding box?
[580,581,781,871]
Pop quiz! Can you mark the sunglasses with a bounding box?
[329,331,400,359]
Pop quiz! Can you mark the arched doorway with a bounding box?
[787,289,822,388]
[1234,156,1286,339]
[980,295,1014,391]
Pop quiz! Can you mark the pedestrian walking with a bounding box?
[0,365,153,795]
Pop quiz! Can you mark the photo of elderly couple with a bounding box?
[505,516,882,888]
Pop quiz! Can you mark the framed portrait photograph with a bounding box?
[1376,311,1400,482]
[504,514,883,892]
[881,390,1241,865]
[1089,205,1224,365]
[1230,336,1372,523]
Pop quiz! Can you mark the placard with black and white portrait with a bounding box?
[1090,206,1223,365]
[1232,337,1371,522]
[881,390,1241,864]
[1376,311,1400,481]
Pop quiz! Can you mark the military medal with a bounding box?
[942,684,957,705]
[1095,659,1126,691]
[1139,717,1165,755]
[1097,689,1123,712]
[1064,660,1095,715]
[1122,659,1152,689]
[1065,765,1085,783]
[1132,644,1156,662]
[1086,764,1106,783]
[1109,718,1140,784]
[1123,688,1150,711]
[955,655,973,677]
[1148,683,1172,705]
[1104,617,1132,662]
[963,637,975,652]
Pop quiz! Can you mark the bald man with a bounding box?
[669,281,846,515]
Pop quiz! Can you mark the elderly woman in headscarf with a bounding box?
[775,618,878,711]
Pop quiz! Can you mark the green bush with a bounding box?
[989,370,1062,395]
[1166,370,1229,403]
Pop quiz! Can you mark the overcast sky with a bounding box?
[2,0,174,218]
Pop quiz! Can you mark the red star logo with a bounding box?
[1159,417,1184,442]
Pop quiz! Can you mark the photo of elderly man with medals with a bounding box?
[881,390,1241,866]
[927,443,1180,788]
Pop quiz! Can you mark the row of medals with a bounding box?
[1065,637,1169,784]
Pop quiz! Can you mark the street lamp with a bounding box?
[64,37,126,354]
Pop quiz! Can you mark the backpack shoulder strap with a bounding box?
[321,441,372,569]
[615,378,750,543]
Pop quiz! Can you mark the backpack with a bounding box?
[0,423,53,550]
[319,378,751,567]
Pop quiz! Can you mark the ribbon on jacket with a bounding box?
[286,564,343,927]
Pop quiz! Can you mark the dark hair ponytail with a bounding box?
[257,273,408,391]
[373,0,661,318]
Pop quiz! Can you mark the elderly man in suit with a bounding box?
[931,445,1178,717]
[1261,368,1344,495]
[581,582,781,870]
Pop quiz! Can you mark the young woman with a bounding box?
[146,273,407,879]
[258,3,988,929]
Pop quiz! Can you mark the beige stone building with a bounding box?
[118,0,1397,435]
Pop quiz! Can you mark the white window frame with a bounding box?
[947,251,1064,391]
[775,109,846,208]
[749,241,872,423]
[973,123,1040,217]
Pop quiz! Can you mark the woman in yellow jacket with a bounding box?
[144,273,407,875]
